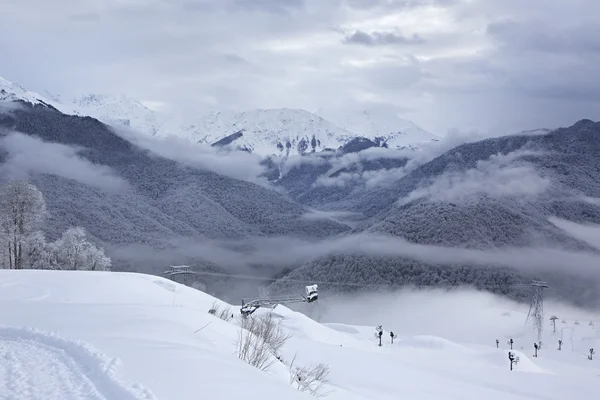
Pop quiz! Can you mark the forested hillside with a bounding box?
[2,98,599,307]
[271,120,600,307]
[0,101,349,274]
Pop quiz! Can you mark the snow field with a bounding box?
[0,270,598,400]
[0,326,155,400]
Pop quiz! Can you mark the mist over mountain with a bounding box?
[0,99,349,279]
[3,76,600,308]
[269,120,600,307]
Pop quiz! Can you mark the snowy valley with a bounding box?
[0,269,597,400]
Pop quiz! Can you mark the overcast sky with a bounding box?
[1,0,598,134]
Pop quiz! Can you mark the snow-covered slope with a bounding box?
[0,76,60,109]
[0,270,597,400]
[319,107,440,150]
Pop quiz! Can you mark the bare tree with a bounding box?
[0,180,46,269]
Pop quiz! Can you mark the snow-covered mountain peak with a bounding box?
[1,75,440,157]
[159,107,357,156]
[317,106,440,150]
[0,75,56,108]
[70,93,164,135]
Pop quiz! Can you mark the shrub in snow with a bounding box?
[238,313,291,357]
[235,327,279,371]
[208,300,232,322]
[235,313,291,371]
[288,353,331,398]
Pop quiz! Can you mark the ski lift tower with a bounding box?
[525,280,549,343]
[240,284,319,317]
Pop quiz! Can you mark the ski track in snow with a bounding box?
[0,326,155,400]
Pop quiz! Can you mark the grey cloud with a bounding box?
[2,0,600,134]
[345,0,458,10]
[343,30,425,46]
[487,19,600,56]
[229,0,305,14]
[0,131,129,191]
[222,53,251,65]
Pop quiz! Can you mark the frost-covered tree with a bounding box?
[0,180,47,269]
[23,230,52,270]
[84,242,111,271]
[55,227,111,271]
[55,227,87,270]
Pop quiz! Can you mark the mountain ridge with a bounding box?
[0,75,438,157]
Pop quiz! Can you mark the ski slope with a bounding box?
[0,270,597,399]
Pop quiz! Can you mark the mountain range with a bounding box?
[1,76,439,157]
[2,75,600,308]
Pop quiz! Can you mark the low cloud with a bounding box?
[298,130,499,190]
[398,150,550,205]
[0,100,25,114]
[549,217,600,251]
[279,152,331,176]
[113,126,269,186]
[311,146,414,188]
[292,128,551,191]
[114,231,600,282]
[0,131,128,191]
[301,210,362,221]
[313,167,409,189]
[318,287,597,346]
[343,30,425,46]
[314,171,361,188]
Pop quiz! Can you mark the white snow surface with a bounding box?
[158,108,358,156]
[0,270,597,400]
[318,107,440,150]
[0,75,438,157]
[0,77,59,109]
[70,94,165,136]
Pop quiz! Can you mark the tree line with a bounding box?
[0,180,111,271]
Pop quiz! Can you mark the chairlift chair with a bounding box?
[305,284,318,303]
